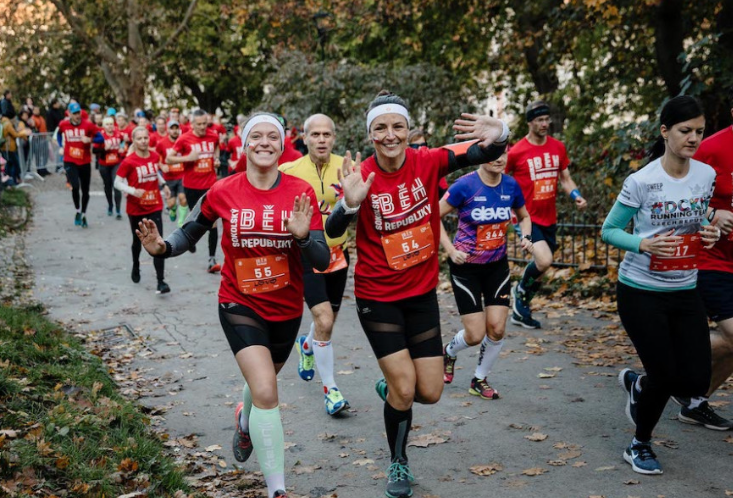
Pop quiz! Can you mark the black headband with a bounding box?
[526,105,550,122]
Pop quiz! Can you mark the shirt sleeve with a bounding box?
[172,136,188,154]
[116,160,130,179]
[199,186,219,220]
[511,178,526,209]
[601,200,642,253]
[617,174,642,208]
[504,148,516,175]
[308,186,324,230]
[559,142,570,171]
[445,178,465,208]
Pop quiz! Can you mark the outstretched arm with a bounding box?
[446,114,510,173]
[151,194,216,257]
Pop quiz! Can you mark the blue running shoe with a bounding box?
[74,212,82,226]
[385,459,414,498]
[324,387,349,415]
[619,368,642,426]
[295,335,315,381]
[623,441,663,475]
[511,284,541,329]
[375,378,388,402]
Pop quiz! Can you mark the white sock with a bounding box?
[446,329,469,357]
[474,337,504,380]
[313,340,336,389]
[305,322,315,352]
[688,396,706,409]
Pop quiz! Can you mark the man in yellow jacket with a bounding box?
[280,114,350,416]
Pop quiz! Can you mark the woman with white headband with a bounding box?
[136,112,330,498]
[326,90,509,498]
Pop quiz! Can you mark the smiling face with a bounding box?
[369,113,409,162]
[245,122,282,169]
[306,116,335,165]
[662,115,705,161]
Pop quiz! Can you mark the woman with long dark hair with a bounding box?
[601,95,720,474]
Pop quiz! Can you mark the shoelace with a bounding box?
[476,379,492,393]
[634,444,657,461]
[387,462,415,483]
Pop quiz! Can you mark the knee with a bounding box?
[534,254,553,272]
[250,388,279,409]
[464,327,484,346]
[416,385,442,405]
[487,324,505,342]
[390,384,416,405]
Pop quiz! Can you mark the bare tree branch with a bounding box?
[47,0,119,66]
[149,0,198,60]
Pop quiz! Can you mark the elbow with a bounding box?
[313,256,330,272]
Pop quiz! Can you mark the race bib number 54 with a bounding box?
[235,255,290,294]
[381,223,435,271]
[649,233,700,272]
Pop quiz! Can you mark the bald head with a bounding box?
[305,114,336,166]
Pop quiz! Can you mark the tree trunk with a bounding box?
[653,0,684,96]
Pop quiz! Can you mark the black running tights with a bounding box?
[65,162,91,212]
[616,282,711,441]
[128,210,165,281]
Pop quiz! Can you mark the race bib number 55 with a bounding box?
[235,255,290,294]
[381,223,435,271]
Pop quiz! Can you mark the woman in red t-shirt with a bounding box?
[94,117,126,218]
[114,126,171,293]
[325,90,509,498]
[135,113,330,498]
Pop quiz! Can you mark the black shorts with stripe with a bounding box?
[448,257,511,315]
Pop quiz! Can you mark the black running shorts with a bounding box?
[697,270,733,322]
[302,247,350,312]
[449,257,511,315]
[531,223,558,253]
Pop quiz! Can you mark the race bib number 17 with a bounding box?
[649,234,700,272]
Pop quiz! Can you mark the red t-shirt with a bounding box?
[59,119,97,165]
[97,130,124,166]
[120,124,136,144]
[200,172,323,320]
[117,151,164,216]
[180,122,192,134]
[155,136,184,181]
[172,129,219,190]
[505,136,570,227]
[228,135,243,173]
[354,147,450,301]
[233,139,303,173]
[694,126,733,273]
[149,132,167,150]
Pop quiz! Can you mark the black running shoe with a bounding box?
[131,264,141,283]
[679,401,733,431]
[618,368,641,426]
[156,281,171,294]
[385,459,414,498]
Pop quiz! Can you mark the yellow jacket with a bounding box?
[280,153,347,247]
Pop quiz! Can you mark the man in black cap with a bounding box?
[505,101,587,329]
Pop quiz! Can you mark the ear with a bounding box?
[660,124,669,140]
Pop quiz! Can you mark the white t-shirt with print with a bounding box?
[618,158,715,289]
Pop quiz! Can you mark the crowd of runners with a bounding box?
[28,87,733,497]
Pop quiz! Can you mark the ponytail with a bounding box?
[647,135,666,161]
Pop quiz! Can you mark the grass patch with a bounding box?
[0,188,31,233]
[0,304,195,497]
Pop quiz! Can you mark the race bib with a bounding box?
[106,152,118,163]
[381,223,435,271]
[476,221,509,251]
[69,147,84,159]
[140,190,159,206]
[649,233,700,272]
[533,178,556,201]
[195,157,214,173]
[235,255,290,294]
[314,245,348,274]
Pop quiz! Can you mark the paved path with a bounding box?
[25,174,733,498]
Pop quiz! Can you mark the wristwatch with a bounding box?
[523,234,533,242]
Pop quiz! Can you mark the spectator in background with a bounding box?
[1,109,31,186]
[1,90,15,119]
[17,109,34,166]
[46,98,65,134]
[32,106,50,177]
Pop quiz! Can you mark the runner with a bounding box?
[116,113,134,146]
[58,102,98,228]
[167,109,222,272]
[114,126,171,293]
[439,152,533,399]
[505,101,587,328]
[673,88,733,431]
[280,113,351,415]
[150,116,167,149]
[156,120,188,227]
[93,116,125,219]
[136,112,329,498]
[326,90,509,498]
[601,95,719,474]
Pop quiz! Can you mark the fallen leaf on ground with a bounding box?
[352,458,374,466]
[205,444,222,452]
[558,449,582,460]
[595,466,615,471]
[572,461,587,467]
[624,479,640,485]
[521,467,547,476]
[407,432,449,448]
[178,434,198,448]
[469,463,503,476]
[548,460,566,466]
[525,432,548,442]
[538,373,556,378]
[293,464,321,475]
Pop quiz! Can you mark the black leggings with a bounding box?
[128,211,165,281]
[64,162,91,212]
[99,164,121,212]
[184,187,217,258]
[617,282,711,441]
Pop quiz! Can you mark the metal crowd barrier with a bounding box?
[16,132,63,183]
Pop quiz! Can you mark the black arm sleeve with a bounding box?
[325,199,357,240]
[297,230,330,272]
[447,141,507,174]
[162,194,216,258]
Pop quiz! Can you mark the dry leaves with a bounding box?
[521,467,547,476]
[525,432,548,442]
[469,463,503,476]
[407,431,450,448]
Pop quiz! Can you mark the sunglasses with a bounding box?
[409,143,427,149]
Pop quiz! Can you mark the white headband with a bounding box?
[241,115,285,148]
[366,104,410,133]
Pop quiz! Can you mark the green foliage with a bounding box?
[260,51,479,153]
[0,304,192,497]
